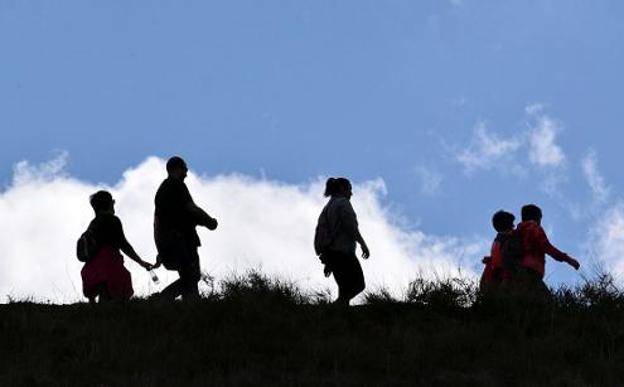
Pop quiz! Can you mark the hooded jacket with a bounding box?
[517,220,569,277]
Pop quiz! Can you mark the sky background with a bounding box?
[2,1,624,299]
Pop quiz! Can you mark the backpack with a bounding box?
[314,202,340,257]
[498,231,523,273]
[76,226,98,263]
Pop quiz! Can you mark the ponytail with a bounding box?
[324,177,352,197]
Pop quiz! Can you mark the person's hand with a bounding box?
[361,244,370,260]
[206,217,218,231]
[141,261,154,271]
[567,257,580,270]
[324,266,332,278]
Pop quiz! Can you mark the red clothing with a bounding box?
[81,246,134,300]
[490,238,504,269]
[517,221,569,278]
[480,237,503,286]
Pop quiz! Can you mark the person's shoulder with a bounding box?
[518,221,542,234]
[106,213,122,223]
[333,197,350,206]
[158,178,186,193]
[94,213,121,226]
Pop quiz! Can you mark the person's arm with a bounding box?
[536,227,580,270]
[185,202,218,230]
[338,201,370,259]
[180,183,218,230]
[114,218,152,270]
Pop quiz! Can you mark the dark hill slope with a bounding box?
[2,274,624,386]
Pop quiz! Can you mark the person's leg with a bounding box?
[157,238,189,301]
[97,283,111,303]
[179,247,201,301]
[514,267,551,305]
[343,254,365,301]
[160,277,184,300]
[331,252,360,306]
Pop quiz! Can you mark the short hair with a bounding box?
[521,204,543,222]
[90,190,114,213]
[324,177,352,197]
[166,156,187,174]
[492,210,515,232]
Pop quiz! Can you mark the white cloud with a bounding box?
[454,105,567,195]
[414,166,443,196]
[455,121,523,174]
[586,204,624,277]
[528,115,566,168]
[0,155,483,303]
[525,103,544,116]
[582,150,610,205]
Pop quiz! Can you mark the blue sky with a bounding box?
[2,1,624,286]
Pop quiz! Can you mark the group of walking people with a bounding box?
[80,156,218,303]
[77,155,579,306]
[480,206,580,300]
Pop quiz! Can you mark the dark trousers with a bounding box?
[513,266,551,303]
[324,250,365,304]
[161,242,201,301]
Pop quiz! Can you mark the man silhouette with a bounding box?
[153,156,218,300]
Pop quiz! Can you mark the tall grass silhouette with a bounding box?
[2,269,624,385]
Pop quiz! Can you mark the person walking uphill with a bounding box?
[315,177,371,306]
[80,191,153,303]
[153,156,218,301]
[515,204,580,298]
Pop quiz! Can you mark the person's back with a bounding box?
[155,176,200,250]
[316,196,359,257]
[90,213,130,252]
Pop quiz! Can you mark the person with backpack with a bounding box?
[314,177,370,306]
[480,210,518,293]
[515,204,580,298]
[153,156,218,301]
[79,191,153,303]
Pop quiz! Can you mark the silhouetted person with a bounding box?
[153,156,218,301]
[315,177,370,305]
[80,191,152,303]
[480,210,517,294]
[515,204,580,298]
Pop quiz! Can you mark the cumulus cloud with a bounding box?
[0,155,484,303]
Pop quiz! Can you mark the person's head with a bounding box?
[521,204,543,224]
[324,177,352,199]
[492,210,515,232]
[167,156,188,180]
[90,190,115,215]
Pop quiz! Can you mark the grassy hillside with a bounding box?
[2,272,624,386]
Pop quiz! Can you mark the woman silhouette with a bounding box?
[81,191,153,303]
[315,178,370,305]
